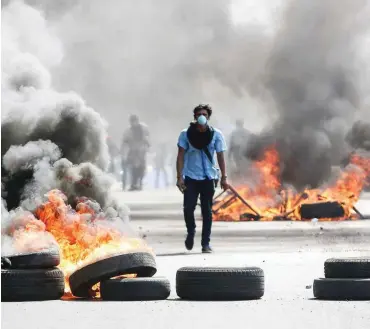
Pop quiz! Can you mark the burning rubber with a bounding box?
[5,248,61,269]
[212,149,370,222]
[69,252,157,298]
[212,183,367,222]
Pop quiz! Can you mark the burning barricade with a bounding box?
[213,148,370,221]
[1,2,158,301]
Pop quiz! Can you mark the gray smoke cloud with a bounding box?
[245,0,370,190]
[1,1,133,256]
[2,0,370,202]
[21,0,276,144]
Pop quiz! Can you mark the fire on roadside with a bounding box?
[214,147,370,221]
[30,189,150,295]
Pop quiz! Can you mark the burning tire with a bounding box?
[324,257,370,278]
[176,267,264,300]
[5,248,60,269]
[1,268,65,301]
[100,277,170,301]
[313,278,370,300]
[69,252,157,298]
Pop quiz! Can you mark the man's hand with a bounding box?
[176,177,186,193]
[220,176,229,191]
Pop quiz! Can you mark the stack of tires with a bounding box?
[1,248,65,301]
[313,257,370,300]
[69,252,171,301]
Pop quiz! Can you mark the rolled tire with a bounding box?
[324,257,370,278]
[101,277,170,301]
[6,248,61,269]
[176,267,264,300]
[69,252,157,298]
[1,268,65,301]
[313,278,370,300]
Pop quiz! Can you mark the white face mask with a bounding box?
[197,115,207,126]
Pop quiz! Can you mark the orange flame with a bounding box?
[34,189,150,294]
[215,148,370,221]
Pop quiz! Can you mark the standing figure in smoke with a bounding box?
[121,114,150,191]
[228,119,252,180]
[176,104,229,253]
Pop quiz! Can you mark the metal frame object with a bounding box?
[208,185,367,221]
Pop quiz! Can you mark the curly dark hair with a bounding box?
[193,104,212,118]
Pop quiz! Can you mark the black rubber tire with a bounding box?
[176,267,264,300]
[313,278,370,300]
[324,257,370,279]
[1,268,65,301]
[69,252,157,298]
[6,248,61,269]
[100,277,170,301]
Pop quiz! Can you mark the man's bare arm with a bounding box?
[216,152,227,178]
[217,151,229,190]
[176,147,185,179]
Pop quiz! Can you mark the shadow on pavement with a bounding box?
[156,252,203,257]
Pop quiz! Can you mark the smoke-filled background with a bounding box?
[2,0,280,141]
[2,0,370,218]
[246,0,370,190]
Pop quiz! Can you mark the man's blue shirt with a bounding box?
[177,127,227,180]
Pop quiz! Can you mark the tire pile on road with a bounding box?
[313,257,370,300]
[69,251,171,301]
[1,248,65,301]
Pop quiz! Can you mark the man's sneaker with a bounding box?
[185,235,194,251]
[202,245,213,253]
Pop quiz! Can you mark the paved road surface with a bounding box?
[2,190,370,329]
[2,223,370,329]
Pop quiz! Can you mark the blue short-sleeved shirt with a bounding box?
[177,127,227,180]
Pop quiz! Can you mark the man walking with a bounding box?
[176,104,229,253]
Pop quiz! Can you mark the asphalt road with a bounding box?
[2,192,370,329]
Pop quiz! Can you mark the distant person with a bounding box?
[176,104,229,253]
[121,114,150,191]
[228,119,251,177]
[154,142,170,189]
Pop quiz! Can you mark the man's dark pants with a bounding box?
[183,176,215,247]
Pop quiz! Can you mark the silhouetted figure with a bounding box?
[121,114,150,191]
[228,119,251,178]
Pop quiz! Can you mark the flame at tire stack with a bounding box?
[1,2,150,296]
[214,147,370,221]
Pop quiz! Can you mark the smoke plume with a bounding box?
[245,0,370,190]
[15,0,277,143]
[1,1,131,256]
